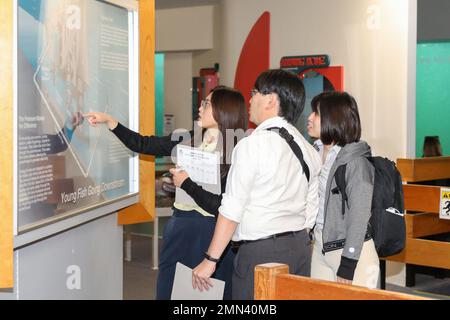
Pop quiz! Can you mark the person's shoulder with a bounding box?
[233,134,253,152]
[346,156,374,177]
[233,129,278,157]
[244,128,278,144]
[287,126,321,164]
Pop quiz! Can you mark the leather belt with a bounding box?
[231,230,303,251]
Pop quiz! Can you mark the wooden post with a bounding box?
[118,0,156,225]
[254,263,289,300]
[0,0,14,289]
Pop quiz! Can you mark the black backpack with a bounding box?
[332,156,406,258]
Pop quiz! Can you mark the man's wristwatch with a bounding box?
[204,252,220,263]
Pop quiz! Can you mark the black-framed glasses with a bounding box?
[200,99,211,108]
[250,89,259,97]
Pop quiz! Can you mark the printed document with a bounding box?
[175,145,221,205]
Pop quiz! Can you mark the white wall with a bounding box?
[218,0,416,160]
[192,4,222,75]
[164,52,193,131]
[156,6,218,132]
[156,5,214,52]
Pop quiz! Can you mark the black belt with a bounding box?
[231,230,303,250]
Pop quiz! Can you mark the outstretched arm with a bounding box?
[84,112,191,156]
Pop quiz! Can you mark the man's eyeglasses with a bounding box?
[250,89,259,97]
[200,99,211,108]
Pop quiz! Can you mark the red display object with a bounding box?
[234,12,270,129]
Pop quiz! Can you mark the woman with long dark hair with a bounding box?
[85,86,248,299]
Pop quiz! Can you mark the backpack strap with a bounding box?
[266,127,310,183]
[393,168,404,209]
[332,164,348,215]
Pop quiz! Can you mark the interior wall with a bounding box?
[416,0,450,157]
[164,52,194,131]
[155,53,165,136]
[416,42,450,156]
[156,5,214,52]
[192,4,222,76]
[218,0,415,160]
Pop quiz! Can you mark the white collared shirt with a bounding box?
[219,116,322,241]
[313,140,342,229]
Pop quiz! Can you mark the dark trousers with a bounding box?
[231,229,312,300]
[156,209,235,300]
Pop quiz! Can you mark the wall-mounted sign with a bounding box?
[280,54,330,73]
[440,188,450,220]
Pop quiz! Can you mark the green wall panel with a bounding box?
[155,53,164,137]
[416,42,450,157]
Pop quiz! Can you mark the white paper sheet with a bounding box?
[177,145,219,185]
[171,262,225,300]
[175,145,221,206]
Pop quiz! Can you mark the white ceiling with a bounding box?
[155,0,220,10]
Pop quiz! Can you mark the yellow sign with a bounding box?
[440,188,450,220]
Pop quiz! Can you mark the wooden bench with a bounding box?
[254,263,426,300]
[381,156,450,287]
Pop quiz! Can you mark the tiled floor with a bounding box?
[123,234,450,300]
[123,234,158,300]
[386,275,450,300]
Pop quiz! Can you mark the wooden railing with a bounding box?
[254,263,426,300]
[381,156,450,286]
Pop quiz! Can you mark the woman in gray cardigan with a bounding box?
[307,91,379,289]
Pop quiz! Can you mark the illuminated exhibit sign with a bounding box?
[16,0,139,231]
[280,55,330,73]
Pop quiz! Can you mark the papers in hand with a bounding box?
[171,262,225,300]
[175,145,221,206]
[176,145,219,185]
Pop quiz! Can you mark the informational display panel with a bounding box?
[17,0,138,231]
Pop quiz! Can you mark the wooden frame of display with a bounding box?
[0,0,14,288]
[117,0,156,225]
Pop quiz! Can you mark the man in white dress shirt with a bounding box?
[192,69,321,300]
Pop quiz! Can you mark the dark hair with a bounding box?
[423,136,442,157]
[210,86,248,176]
[254,69,305,124]
[311,91,361,146]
